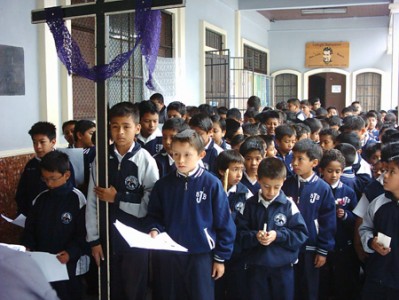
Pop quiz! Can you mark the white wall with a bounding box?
[240,10,270,49]
[268,17,391,73]
[0,0,41,153]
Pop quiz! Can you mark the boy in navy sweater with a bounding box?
[21,151,87,300]
[237,157,308,300]
[282,139,336,300]
[359,153,399,299]
[275,124,296,177]
[318,149,359,300]
[147,129,236,300]
[153,118,189,178]
[137,100,163,156]
[214,149,252,300]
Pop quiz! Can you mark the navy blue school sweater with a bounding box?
[276,150,294,177]
[282,174,336,256]
[227,182,251,221]
[153,149,176,178]
[363,178,385,204]
[147,166,236,262]
[331,180,358,250]
[359,192,399,289]
[240,172,261,196]
[236,191,308,268]
[137,129,163,156]
[21,181,87,265]
[16,156,76,216]
[203,139,223,174]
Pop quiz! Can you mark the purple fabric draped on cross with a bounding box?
[44,0,161,89]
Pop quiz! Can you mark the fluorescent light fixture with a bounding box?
[301,7,347,15]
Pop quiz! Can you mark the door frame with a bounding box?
[304,68,351,107]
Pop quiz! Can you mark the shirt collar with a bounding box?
[330,180,340,189]
[298,172,315,183]
[227,184,237,196]
[177,164,200,177]
[258,190,279,209]
[114,142,135,162]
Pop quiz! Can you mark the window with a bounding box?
[206,29,223,50]
[244,45,267,75]
[274,73,298,103]
[356,72,381,111]
[159,12,173,58]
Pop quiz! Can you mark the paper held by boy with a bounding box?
[377,232,391,248]
[1,213,26,228]
[114,220,188,252]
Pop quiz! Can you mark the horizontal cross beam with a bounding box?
[32,0,185,23]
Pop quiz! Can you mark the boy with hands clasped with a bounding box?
[236,157,308,300]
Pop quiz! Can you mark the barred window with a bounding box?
[274,73,298,103]
[206,29,223,50]
[356,72,381,111]
[159,12,173,58]
[244,45,267,75]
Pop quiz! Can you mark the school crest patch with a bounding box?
[61,212,72,224]
[125,175,139,191]
[274,213,287,226]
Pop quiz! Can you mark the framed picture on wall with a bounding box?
[305,42,349,68]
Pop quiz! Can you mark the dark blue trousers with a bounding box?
[294,251,320,300]
[362,278,399,300]
[248,264,294,300]
[110,249,149,300]
[157,252,214,300]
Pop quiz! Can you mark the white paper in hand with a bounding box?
[377,232,391,248]
[114,220,188,252]
[27,252,69,282]
[1,214,26,228]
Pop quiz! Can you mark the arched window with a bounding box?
[355,72,382,111]
[274,73,298,104]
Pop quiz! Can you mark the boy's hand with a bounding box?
[256,230,277,246]
[92,244,104,266]
[56,251,70,264]
[314,254,326,268]
[149,230,159,238]
[336,208,345,219]
[94,185,117,203]
[371,237,391,256]
[212,262,225,280]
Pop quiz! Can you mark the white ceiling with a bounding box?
[238,0,392,21]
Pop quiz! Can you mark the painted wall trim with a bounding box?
[271,69,303,101]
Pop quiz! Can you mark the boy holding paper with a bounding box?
[147,129,236,300]
[236,157,308,300]
[359,152,399,299]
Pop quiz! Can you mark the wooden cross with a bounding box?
[31,1,185,299]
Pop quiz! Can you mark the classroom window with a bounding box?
[274,73,298,103]
[244,45,267,75]
[356,72,381,111]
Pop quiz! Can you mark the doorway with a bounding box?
[308,72,346,114]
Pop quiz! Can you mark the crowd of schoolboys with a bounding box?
[13,92,399,300]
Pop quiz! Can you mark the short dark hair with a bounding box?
[340,116,366,132]
[304,118,323,134]
[242,123,260,136]
[215,150,245,176]
[336,132,361,150]
[244,109,257,119]
[189,113,213,132]
[28,121,56,141]
[239,136,266,157]
[211,114,226,131]
[149,93,164,104]
[363,142,381,163]
[226,108,242,121]
[319,149,346,169]
[275,101,287,110]
[319,128,339,141]
[291,123,311,140]
[217,106,228,116]
[230,134,247,148]
[293,138,323,161]
[382,142,399,163]
[327,115,342,128]
[73,120,96,142]
[162,118,189,132]
[109,101,140,124]
[309,97,321,106]
[287,98,300,107]
[258,134,275,149]
[167,101,186,116]
[247,95,261,111]
[335,143,357,167]
[258,157,286,180]
[62,120,77,132]
[341,106,354,115]
[139,100,159,119]
[172,129,205,153]
[40,150,70,174]
[275,124,296,141]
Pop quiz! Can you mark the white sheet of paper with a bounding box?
[58,148,85,186]
[0,242,26,252]
[377,232,391,248]
[114,220,188,252]
[1,213,26,228]
[27,252,69,282]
